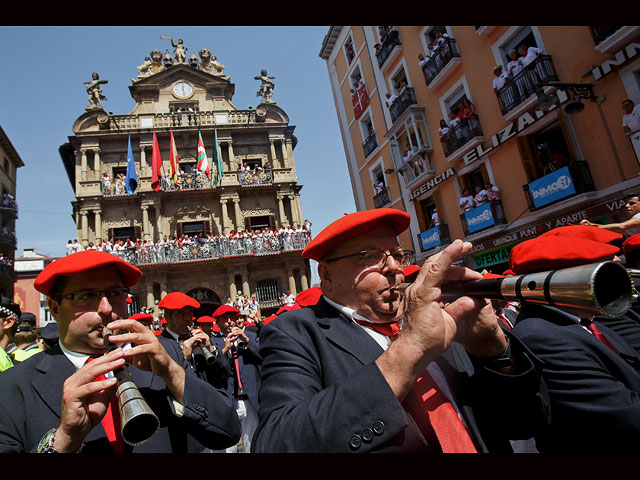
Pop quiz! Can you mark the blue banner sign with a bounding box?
[528,166,575,209]
[465,202,495,234]
[419,227,441,251]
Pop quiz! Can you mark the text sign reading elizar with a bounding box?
[462,90,569,167]
[409,168,455,201]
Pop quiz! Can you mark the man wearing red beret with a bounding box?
[210,304,262,453]
[508,233,640,452]
[157,293,231,396]
[0,251,240,453]
[252,208,548,453]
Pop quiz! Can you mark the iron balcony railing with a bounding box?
[374,188,391,208]
[376,30,402,68]
[108,232,311,266]
[496,55,559,115]
[421,38,461,86]
[417,223,451,253]
[363,132,378,158]
[389,87,417,123]
[441,114,483,157]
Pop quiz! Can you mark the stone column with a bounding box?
[288,194,299,226]
[220,199,230,234]
[139,144,147,177]
[269,139,277,167]
[277,194,287,227]
[160,281,168,299]
[146,283,155,309]
[154,200,162,240]
[287,269,297,296]
[228,275,237,300]
[81,149,88,181]
[94,149,101,181]
[227,141,235,171]
[233,198,242,231]
[280,139,288,167]
[81,211,88,246]
[94,209,102,243]
[141,205,150,240]
[300,271,309,291]
[242,274,250,298]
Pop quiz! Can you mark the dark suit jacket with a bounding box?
[512,303,640,452]
[157,329,231,389]
[252,297,548,453]
[0,346,241,453]
[211,330,262,412]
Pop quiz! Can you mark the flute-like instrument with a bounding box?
[391,261,634,318]
[187,326,218,364]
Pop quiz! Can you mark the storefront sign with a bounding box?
[462,90,569,167]
[473,244,513,269]
[419,227,441,251]
[465,202,495,234]
[528,166,576,208]
[409,167,455,201]
[591,42,640,81]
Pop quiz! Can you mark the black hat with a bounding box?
[39,323,59,341]
[16,312,36,333]
[0,297,21,318]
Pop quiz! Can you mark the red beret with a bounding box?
[154,329,163,335]
[509,236,620,275]
[160,318,167,324]
[196,315,215,323]
[622,234,640,254]
[295,286,322,307]
[158,292,200,310]
[130,313,154,322]
[211,323,221,333]
[482,272,505,279]
[302,208,411,262]
[403,264,421,281]
[540,225,622,245]
[34,250,143,297]
[263,314,277,325]
[212,304,240,319]
[502,269,515,276]
[276,304,302,316]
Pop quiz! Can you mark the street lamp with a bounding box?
[534,82,597,115]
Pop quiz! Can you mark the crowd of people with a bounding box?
[438,98,479,155]
[65,223,312,266]
[493,43,547,112]
[6,194,640,454]
[418,29,453,80]
[459,183,501,212]
[2,193,17,212]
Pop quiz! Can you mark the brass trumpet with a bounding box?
[103,327,160,446]
[187,326,218,364]
[391,261,634,318]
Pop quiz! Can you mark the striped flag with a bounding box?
[197,131,210,178]
[213,128,223,185]
[151,130,162,191]
[169,130,180,185]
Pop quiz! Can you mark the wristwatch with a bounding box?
[37,428,61,453]
[478,337,513,370]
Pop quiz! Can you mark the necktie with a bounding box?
[86,357,124,453]
[355,319,477,453]
[581,319,618,353]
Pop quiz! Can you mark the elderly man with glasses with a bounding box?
[0,250,240,453]
[252,208,548,453]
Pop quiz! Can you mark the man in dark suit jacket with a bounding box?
[156,292,230,389]
[210,304,261,453]
[252,208,548,453]
[0,251,241,453]
[508,229,640,452]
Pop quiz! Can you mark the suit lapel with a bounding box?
[312,297,385,366]
[32,349,75,418]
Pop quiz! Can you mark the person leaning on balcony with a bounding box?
[459,188,475,212]
[485,182,501,202]
[492,65,509,93]
[517,44,542,68]
[438,119,449,143]
[384,92,397,109]
[622,99,640,136]
[474,186,489,207]
[507,49,523,77]
[581,192,640,237]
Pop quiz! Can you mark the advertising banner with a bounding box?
[419,227,441,251]
[465,202,495,234]
[528,166,576,209]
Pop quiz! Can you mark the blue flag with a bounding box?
[125,134,138,195]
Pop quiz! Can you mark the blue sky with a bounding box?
[0,26,356,283]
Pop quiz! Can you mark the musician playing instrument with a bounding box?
[0,251,240,453]
[253,208,548,453]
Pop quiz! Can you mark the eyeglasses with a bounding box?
[58,287,130,306]
[325,249,415,269]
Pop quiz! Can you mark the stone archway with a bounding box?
[187,287,222,317]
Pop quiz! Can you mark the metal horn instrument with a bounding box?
[103,327,160,446]
[187,326,218,364]
[391,261,634,318]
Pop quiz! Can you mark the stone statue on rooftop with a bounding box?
[136,56,153,78]
[255,69,276,103]
[84,72,108,109]
[198,48,227,78]
[161,36,187,63]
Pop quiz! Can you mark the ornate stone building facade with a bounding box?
[59,39,311,317]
